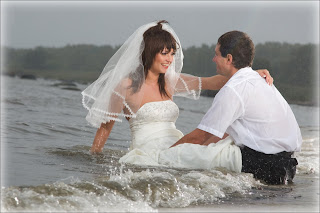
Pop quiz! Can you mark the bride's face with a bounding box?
[150,48,175,75]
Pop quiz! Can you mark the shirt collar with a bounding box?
[224,67,253,87]
[231,67,253,79]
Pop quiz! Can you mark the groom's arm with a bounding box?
[170,128,213,148]
[202,133,229,145]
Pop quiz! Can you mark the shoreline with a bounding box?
[2,73,319,107]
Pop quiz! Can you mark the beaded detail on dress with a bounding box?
[129,100,179,127]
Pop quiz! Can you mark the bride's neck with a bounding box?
[145,70,159,85]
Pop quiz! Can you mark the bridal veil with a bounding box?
[82,21,201,128]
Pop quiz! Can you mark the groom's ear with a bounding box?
[226,54,233,64]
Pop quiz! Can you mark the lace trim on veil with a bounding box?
[82,91,137,126]
[176,76,202,100]
[198,77,202,98]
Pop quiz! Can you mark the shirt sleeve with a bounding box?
[197,86,244,138]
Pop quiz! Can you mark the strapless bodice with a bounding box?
[129,100,179,126]
[128,100,183,151]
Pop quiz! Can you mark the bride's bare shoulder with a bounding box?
[116,78,133,89]
[120,78,141,97]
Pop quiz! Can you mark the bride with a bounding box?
[82,20,273,173]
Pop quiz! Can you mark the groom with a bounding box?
[171,31,302,185]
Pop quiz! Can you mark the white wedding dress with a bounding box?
[119,100,242,173]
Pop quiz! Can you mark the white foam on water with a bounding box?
[1,180,156,212]
[1,168,263,212]
[296,136,319,175]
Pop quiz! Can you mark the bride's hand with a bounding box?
[256,69,273,86]
[90,147,103,155]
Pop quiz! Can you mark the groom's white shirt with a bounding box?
[197,67,302,154]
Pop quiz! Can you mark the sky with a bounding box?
[1,1,319,49]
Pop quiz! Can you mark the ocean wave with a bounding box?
[1,168,264,212]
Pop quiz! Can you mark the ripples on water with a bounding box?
[1,76,319,212]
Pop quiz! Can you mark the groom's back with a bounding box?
[226,68,302,154]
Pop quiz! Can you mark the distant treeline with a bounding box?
[2,42,319,105]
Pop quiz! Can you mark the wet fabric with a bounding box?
[241,145,298,184]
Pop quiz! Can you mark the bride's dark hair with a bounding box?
[130,20,179,98]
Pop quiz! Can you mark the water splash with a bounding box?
[1,167,264,212]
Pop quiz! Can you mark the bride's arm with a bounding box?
[201,75,229,90]
[201,69,273,90]
[90,79,131,154]
[90,121,115,154]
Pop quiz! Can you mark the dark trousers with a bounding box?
[241,146,298,185]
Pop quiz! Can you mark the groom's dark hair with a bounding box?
[218,31,255,69]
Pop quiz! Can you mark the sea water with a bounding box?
[1,76,319,212]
